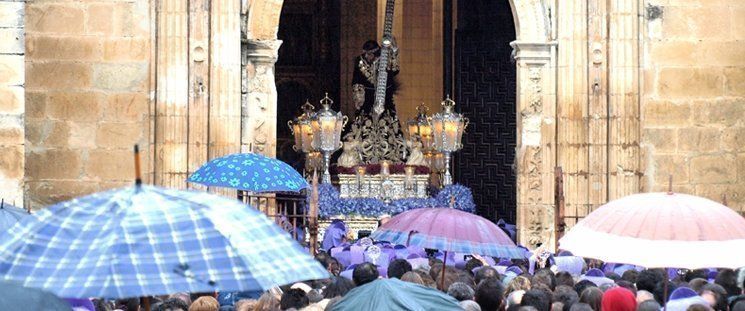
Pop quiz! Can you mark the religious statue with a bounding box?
[337,138,361,168]
[406,139,426,167]
[344,39,407,164]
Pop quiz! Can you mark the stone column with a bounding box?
[242,39,282,157]
[511,41,558,249]
[0,0,24,206]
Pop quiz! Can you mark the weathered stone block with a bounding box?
[103,93,149,122]
[0,2,23,28]
[42,121,71,148]
[694,184,742,208]
[738,154,745,183]
[722,127,745,152]
[25,91,46,119]
[87,3,114,35]
[652,155,689,184]
[642,128,677,153]
[67,122,97,149]
[103,38,149,62]
[86,149,134,181]
[92,63,148,91]
[662,7,731,40]
[643,100,691,127]
[26,149,82,180]
[703,42,745,67]
[691,154,737,184]
[0,145,23,180]
[47,92,101,122]
[24,119,43,146]
[724,68,745,96]
[0,116,24,146]
[657,68,724,98]
[26,36,102,61]
[692,99,745,127]
[0,87,23,115]
[677,127,721,153]
[26,4,85,34]
[649,41,699,66]
[95,123,143,148]
[26,62,92,90]
[0,28,23,54]
[734,8,745,40]
[0,55,24,85]
[25,181,99,208]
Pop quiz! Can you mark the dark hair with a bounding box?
[652,281,677,305]
[362,40,380,51]
[465,258,484,276]
[155,298,189,311]
[716,269,740,298]
[687,304,711,311]
[315,251,331,269]
[93,299,113,311]
[685,269,709,283]
[568,302,593,311]
[620,270,639,284]
[475,266,501,285]
[522,289,551,311]
[636,269,664,293]
[578,287,603,311]
[615,280,637,296]
[387,259,412,280]
[323,276,355,299]
[555,272,575,288]
[573,280,596,297]
[730,295,745,311]
[448,282,476,301]
[553,285,579,311]
[476,278,506,311]
[605,272,621,282]
[352,262,379,286]
[689,278,709,292]
[115,298,140,311]
[280,288,309,310]
[637,300,661,311]
[702,283,728,311]
[534,269,556,291]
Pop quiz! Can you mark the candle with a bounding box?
[380,161,390,177]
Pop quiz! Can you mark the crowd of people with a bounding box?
[73,249,745,311]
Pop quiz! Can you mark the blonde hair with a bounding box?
[254,292,281,311]
[506,276,532,295]
[188,296,219,311]
[234,299,258,311]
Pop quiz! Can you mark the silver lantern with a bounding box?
[431,95,468,186]
[310,93,348,184]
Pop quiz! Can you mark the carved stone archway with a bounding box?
[243,0,559,249]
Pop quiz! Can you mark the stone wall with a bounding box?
[0,0,25,206]
[641,0,745,211]
[24,0,151,208]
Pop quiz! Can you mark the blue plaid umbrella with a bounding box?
[0,201,29,233]
[187,153,308,193]
[0,185,327,299]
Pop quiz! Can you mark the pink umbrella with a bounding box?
[558,192,745,269]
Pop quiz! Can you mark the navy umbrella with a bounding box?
[187,153,308,193]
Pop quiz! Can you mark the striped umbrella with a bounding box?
[558,192,745,269]
[0,185,327,299]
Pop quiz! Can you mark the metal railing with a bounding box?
[238,191,309,243]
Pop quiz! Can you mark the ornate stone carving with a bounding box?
[242,39,281,156]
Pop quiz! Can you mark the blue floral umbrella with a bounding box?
[0,184,328,298]
[0,201,29,234]
[187,153,308,193]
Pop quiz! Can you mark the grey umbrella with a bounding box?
[0,280,70,311]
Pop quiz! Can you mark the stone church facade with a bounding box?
[0,0,742,247]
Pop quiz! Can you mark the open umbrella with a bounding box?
[187,153,308,193]
[0,200,29,233]
[558,192,745,269]
[0,184,328,299]
[329,278,461,311]
[0,280,70,311]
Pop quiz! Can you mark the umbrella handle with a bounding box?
[406,230,418,246]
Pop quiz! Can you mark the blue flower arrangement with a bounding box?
[310,183,476,217]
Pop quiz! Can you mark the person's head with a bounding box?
[573,280,596,298]
[615,280,636,296]
[568,303,593,311]
[460,300,484,311]
[507,276,533,295]
[688,278,708,293]
[476,278,506,311]
[555,272,575,288]
[553,285,579,311]
[476,266,501,285]
[352,262,379,286]
[686,304,713,311]
[521,289,551,311]
[534,269,557,291]
[323,276,355,299]
[362,40,381,62]
[430,263,445,280]
[401,271,425,285]
[115,298,140,311]
[448,282,476,301]
[169,293,191,307]
[731,297,745,311]
[700,283,727,311]
[327,257,341,276]
[254,292,280,311]
[578,287,603,311]
[684,270,709,283]
[233,299,257,311]
[637,300,662,311]
[715,269,740,298]
[466,259,485,276]
[636,290,655,304]
[437,267,461,291]
[507,290,526,308]
[620,270,639,284]
[280,288,309,310]
[653,281,677,305]
[306,289,323,304]
[387,259,412,280]
[156,298,189,311]
[636,270,664,293]
[188,296,219,311]
[314,252,330,269]
[600,287,636,311]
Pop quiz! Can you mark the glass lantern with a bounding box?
[288,100,316,153]
[406,103,433,151]
[431,95,469,186]
[310,93,348,184]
